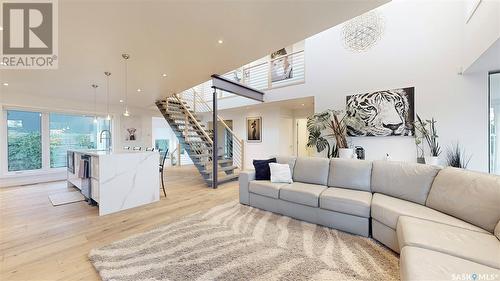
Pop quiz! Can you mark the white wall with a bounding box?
[258,0,497,172]
[462,0,500,72]
[207,105,305,169]
[152,117,176,150]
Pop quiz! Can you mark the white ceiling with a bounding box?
[0,0,388,109]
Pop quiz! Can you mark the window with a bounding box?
[155,139,169,152]
[489,72,500,174]
[49,113,111,168]
[7,110,42,171]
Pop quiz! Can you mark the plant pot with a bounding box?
[425,156,439,166]
[416,157,426,164]
[338,148,355,159]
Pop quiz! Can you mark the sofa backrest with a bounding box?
[371,161,440,205]
[293,157,330,186]
[276,156,297,177]
[328,158,372,192]
[426,167,500,233]
[495,221,500,241]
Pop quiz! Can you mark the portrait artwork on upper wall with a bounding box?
[246,116,262,143]
[270,48,293,83]
[345,87,415,137]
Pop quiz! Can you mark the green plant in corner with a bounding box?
[415,114,441,157]
[445,142,472,169]
[306,109,348,158]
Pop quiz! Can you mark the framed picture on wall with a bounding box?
[345,87,415,137]
[246,116,262,143]
[122,116,142,142]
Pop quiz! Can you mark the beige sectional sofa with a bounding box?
[239,156,500,281]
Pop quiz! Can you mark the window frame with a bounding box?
[488,70,500,174]
[1,106,113,176]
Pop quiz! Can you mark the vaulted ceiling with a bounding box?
[1,0,389,108]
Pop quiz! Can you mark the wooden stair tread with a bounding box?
[207,173,239,183]
[201,165,237,174]
[196,159,233,165]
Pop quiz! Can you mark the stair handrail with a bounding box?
[192,90,243,144]
[169,146,178,166]
[191,90,245,170]
[173,93,213,145]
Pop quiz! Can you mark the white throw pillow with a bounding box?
[269,163,293,184]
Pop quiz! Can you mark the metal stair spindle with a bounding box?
[155,93,241,187]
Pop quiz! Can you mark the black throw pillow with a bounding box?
[253,158,277,180]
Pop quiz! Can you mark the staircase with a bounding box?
[156,92,245,187]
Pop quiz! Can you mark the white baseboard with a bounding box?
[0,171,66,187]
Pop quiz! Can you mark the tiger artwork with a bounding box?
[345,87,415,137]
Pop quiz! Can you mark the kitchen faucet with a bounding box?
[99,130,112,151]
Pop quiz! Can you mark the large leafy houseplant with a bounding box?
[306,110,348,158]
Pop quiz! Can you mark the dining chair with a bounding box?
[123,146,130,150]
[133,146,142,151]
[159,148,169,197]
[146,147,155,151]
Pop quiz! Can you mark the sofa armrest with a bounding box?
[239,170,255,205]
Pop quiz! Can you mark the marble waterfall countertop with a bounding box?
[68,149,160,215]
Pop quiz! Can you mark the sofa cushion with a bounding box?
[426,167,500,233]
[320,187,372,218]
[496,220,500,241]
[269,163,293,184]
[371,161,440,205]
[276,156,297,177]
[279,182,327,207]
[371,193,488,233]
[253,158,277,180]
[249,180,287,199]
[400,246,500,281]
[293,157,330,186]
[327,159,372,192]
[397,216,500,269]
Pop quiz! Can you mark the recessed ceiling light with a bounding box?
[0,27,3,31]
[301,103,305,106]
[137,88,142,92]
[161,73,167,77]
[119,99,124,103]
[218,39,223,44]
[2,82,8,86]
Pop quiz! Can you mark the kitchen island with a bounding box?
[67,149,159,216]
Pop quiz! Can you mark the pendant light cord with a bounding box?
[121,54,130,116]
[94,86,97,115]
[105,72,111,119]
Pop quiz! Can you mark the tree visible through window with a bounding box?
[7,110,42,171]
[49,113,110,168]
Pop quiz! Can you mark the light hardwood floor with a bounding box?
[0,165,239,281]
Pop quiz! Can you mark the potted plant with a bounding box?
[445,142,472,169]
[306,109,352,159]
[415,135,425,164]
[415,114,441,165]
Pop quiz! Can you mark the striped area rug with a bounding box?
[89,201,399,281]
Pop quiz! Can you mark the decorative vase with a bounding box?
[338,148,355,159]
[416,157,426,164]
[425,156,439,166]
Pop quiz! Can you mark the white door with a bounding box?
[296,119,309,157]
